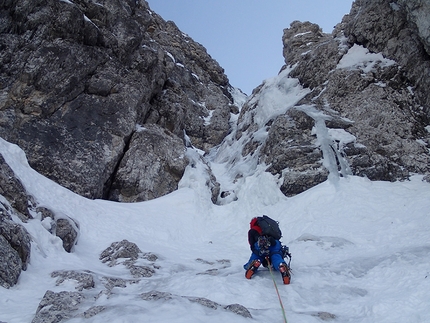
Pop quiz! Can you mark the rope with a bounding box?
[266,257,288,323]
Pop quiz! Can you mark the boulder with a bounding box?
[107,124,188,202]
[55,218,79,253]
[0,234,22,289]
[99,239,142,266]
[32,290,84,323]
[0,154,31,220]
[51,270,95,291]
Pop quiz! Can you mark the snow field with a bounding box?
[1,119,430,323]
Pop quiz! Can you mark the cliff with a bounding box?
[0,0,237,202]
[1,0,430,287]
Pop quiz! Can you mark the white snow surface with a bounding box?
[1,67,428,322]
[246,67,311,128]
[1,134,430,322]
[1,65,430,321]
[337,44,397,73]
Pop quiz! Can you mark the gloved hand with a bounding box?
[257,236,271,249]
[257,236,270,256]
[281,245,291,258]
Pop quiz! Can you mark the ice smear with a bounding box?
[297,105,353,184]
[246,66,311,128]
[208,68,310,197]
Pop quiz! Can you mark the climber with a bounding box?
[243,216,291,284]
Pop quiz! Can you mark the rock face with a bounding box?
[0,154,32,220]
[108,124,189,202]
[0,150,81,287]
[282,0,430,189]
[218,0,430,197]
[343,0,430,116]
[0,154,32,288]
[0,2,429,317]
[0,0,235,202]
[1,0,429,203]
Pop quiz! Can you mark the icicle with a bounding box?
[334,144,353,178]
[297,104,353,185]
[314,118,340,184]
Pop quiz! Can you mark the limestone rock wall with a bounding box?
[1,0,429,202]
[225,0,430,197]
[0,0,234,201]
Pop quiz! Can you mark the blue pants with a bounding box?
[244,240,285,272]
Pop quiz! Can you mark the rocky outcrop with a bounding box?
[32,290,86,323]
[55,218,79,253]
[0,154,32,288]
[107,124,188,202]
[343,0,430,117]
[0,0,234,202]
[218,0,429,197]
[28,240,250,322]
[0,234,24,288]
[399,0,430,54]
[0,154,32,220]
[285,0,430,186]
[0,150,82,287]
[141,291,253,318]
[1,0,429,203]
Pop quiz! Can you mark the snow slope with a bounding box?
[1,133,430,322]
[1,57,430,322]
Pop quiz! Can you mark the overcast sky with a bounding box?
[148,1,354,95]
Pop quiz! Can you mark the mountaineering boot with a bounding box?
[245,259,261,279]
[279,263,291,285]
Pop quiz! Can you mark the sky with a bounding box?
[148,0,354,94]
